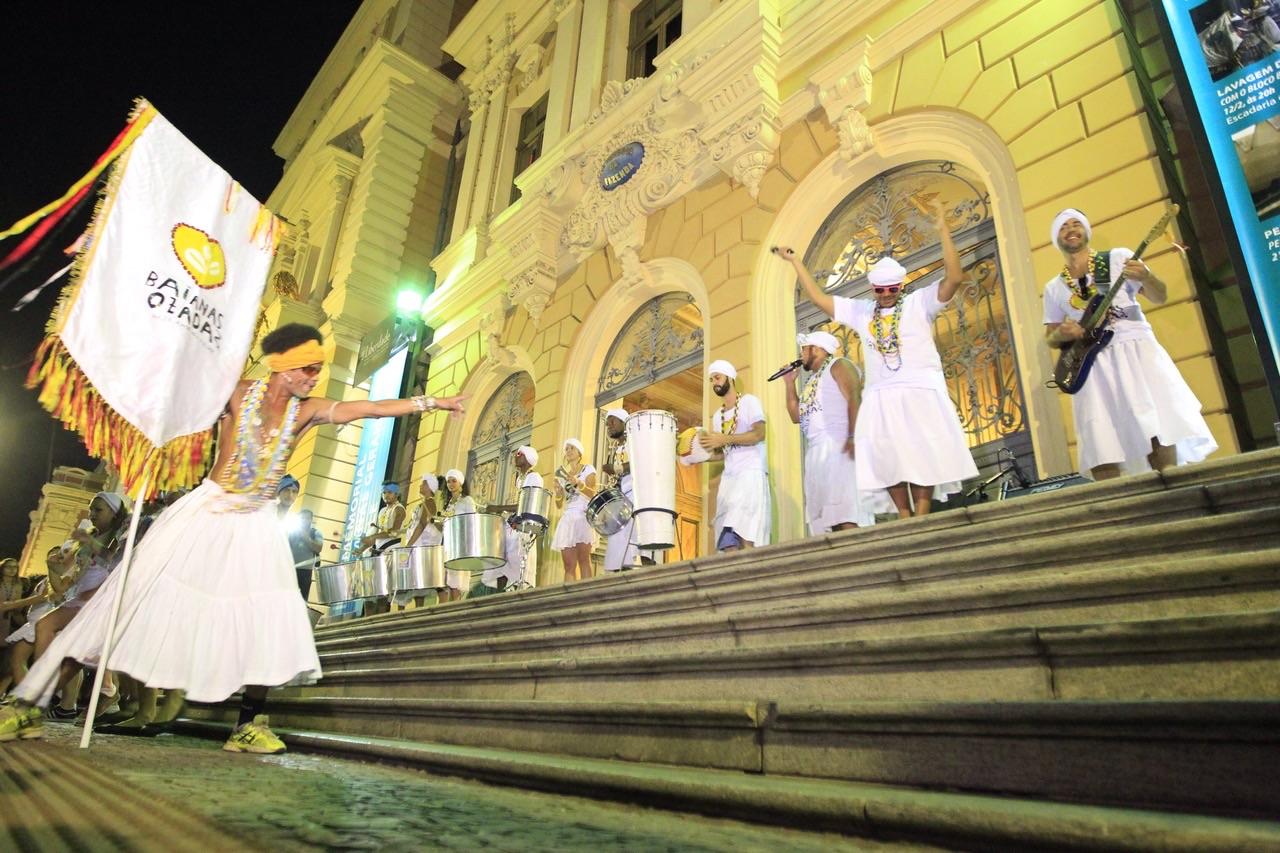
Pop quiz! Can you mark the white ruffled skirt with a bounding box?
[552,508,596,550]
[713,468,771,547]
[5,601,53,646]
[855,382,979,499]
[15,479,321,706]
[1072,335,1218,476]
[804,433,886,532]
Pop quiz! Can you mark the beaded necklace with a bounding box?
[719,398,740,436]
[219,380,300,501]
[869,300,904,372]
[1060,249,1100,310]
[798,357,829,432]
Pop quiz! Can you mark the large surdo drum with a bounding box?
[625,409,678,550]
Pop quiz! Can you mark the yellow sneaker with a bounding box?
[222,715,286,755]
[0,703,44,742]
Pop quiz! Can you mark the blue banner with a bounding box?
[338,346,408,561]
[1160,0,1280,374]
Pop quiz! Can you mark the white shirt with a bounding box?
[834,280,950,391]
[1042,248,1153,344]
[558,465,596,513]
[711,393,766,474]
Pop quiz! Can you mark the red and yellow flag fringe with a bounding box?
[25,333,212,497]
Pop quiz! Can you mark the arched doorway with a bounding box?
[796,160,1033,480]
[593,292,704,559]
[466,371,535,509]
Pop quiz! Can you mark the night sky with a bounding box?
[0,4,357,558]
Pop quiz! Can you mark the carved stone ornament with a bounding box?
[609,218,651,290]
[514,43,547,95]
[811,41,875,163]
[479,293,516,367]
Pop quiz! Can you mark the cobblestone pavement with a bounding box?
[41,724,919,852]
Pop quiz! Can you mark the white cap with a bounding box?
[445,468,465,485]
[867,257,907,286]
[1051,208,1091,249]
[797,331,839,355]
[420,471,439,493]
[605,408,630,425]
[515,445,539,466]
[93,491,126,515]
[707,359,737,380]
[563,438,585,456]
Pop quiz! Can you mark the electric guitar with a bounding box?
[1051,204,1179,394]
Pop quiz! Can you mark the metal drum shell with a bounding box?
[392,545,446,592]
[442,512,507,571]
[586,487,633,536]
[365,554,395,598]
[515,486,551,535]
[316,560,363,604]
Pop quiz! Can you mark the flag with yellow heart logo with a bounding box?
[25,99,284,494]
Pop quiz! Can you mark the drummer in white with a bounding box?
[781,331,882,532]
[600,409,640,572]
[774,200,978,517]
[699,360,771,551]
[395,471,443,610]
[480,446,544,594]
[439,469,475,602]
[551,439,598,582]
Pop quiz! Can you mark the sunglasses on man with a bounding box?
[872,284,902,295]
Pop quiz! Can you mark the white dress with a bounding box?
[834,281,979,499]
[711,393,771,547]
[14,479,322,706]
[799,358,886,532]
[442,496,476,593]
[5,579,52,646]
[552,465,597,550]
[484,471,543,588]
[1042,248,1218,476]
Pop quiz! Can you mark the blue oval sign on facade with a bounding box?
[598,142,645,192]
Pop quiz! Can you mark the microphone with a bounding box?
[768,359,803,381]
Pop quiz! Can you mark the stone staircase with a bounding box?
[185,450,1280,850]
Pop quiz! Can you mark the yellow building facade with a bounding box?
[260,0,1272,588]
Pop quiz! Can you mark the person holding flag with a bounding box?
[0,323,465,752]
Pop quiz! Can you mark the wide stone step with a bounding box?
[292,610,1280,704]
[315,548,1280,669]
[173,718,1280,851]
[184,697,1278,819]
[312,505,1280,659]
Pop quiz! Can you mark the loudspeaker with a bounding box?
[1001,473,1089,500]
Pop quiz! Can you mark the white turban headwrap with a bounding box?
[1050,208,1091,249]
[797,331,839,355]
[563,438,585,456]
[445,469,465,485]
[867,257,907,286]
[93,491,126,515]
[605,408,630,425]
[707,359,737,380]
[420,471,439,493]
[515,446,539,467]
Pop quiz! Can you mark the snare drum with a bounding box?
[515,485,551,535]
[586,487,633,535]
[442,512,506,571]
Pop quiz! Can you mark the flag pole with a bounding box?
[79,471,151,749]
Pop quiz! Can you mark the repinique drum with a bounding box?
[626,409,678,550]
[391,545,446,593]
[515,485,551,535]
[442,512,506,571]
[586,487,633,535]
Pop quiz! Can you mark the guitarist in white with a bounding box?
[1043,208,1217,479]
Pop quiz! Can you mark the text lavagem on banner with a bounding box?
[26,100,282,494]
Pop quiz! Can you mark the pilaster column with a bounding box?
[569,0,607,132]
[311,169,355,308]
[544,0,583,149]
[451,93,489,242]
[475,64,514,225]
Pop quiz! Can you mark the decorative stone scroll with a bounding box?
[810,39,875,162]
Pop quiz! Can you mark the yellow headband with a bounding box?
[265,340,327,372]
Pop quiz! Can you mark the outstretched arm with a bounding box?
[771,246,834,318]
[933,200,965,303]
[311,394,467,427]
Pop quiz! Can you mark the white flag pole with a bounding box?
[79,471,151,749]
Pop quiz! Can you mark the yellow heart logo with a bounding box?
[171,224,226,289]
